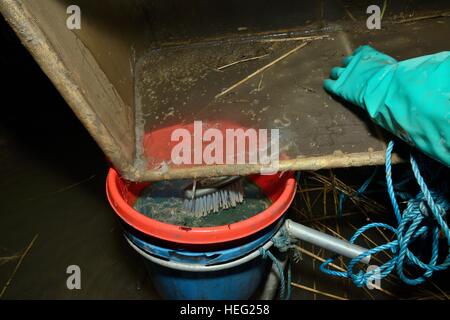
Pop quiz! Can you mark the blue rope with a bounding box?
[258,172,300,300]
[272,227,296,252]
[338,166,378,217]
[259,247,291,300]
[295,171,302,184]
[321,141,450,287]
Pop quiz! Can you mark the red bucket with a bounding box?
[106,169,296,246]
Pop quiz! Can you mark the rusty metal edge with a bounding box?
[133,150,402,182]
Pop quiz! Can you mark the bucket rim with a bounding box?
[125,218,282,265]
[125,233,275,272]
[106,168,296,245]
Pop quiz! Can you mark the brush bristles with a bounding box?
[184,179,244,217]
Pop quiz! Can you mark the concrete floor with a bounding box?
[0,17,158,299]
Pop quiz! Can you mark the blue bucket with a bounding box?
[125,222,281,300]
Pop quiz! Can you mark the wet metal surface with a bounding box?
[136,17,450,173]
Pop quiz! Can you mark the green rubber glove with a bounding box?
[324,45,450,166]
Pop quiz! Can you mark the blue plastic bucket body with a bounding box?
[125,220,280,265]
[145,256,269,300]
[126,219,284,300]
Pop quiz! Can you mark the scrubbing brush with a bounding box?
[183,176,244,217]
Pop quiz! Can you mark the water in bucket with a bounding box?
[133,178,271,227]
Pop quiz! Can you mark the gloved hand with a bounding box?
[324,45,450,167]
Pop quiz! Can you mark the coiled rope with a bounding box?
[320,141,450,286]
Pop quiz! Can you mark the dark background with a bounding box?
[0,14,159,299]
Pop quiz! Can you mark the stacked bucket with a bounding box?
[106,169,296,299]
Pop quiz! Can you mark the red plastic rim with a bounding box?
[106,168,296,245]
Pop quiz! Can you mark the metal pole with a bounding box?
[285,219,371,264]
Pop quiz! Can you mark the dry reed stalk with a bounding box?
[296,245,394,298]
[215,42,308,98]
[396,11,450,23]
[0,255,20,266]
[308,172,386,213]
[291,282,348,300]
[300,211,369,224]
[257,35,329,42]
[216,54,269,71]
[0,234,39,298]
